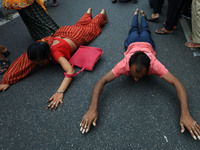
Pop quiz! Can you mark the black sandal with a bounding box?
[0,60,10,74]
[147,16,159,22]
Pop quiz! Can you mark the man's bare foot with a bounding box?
[134,8,139,15]
[155,28,174,34]
[101,9,108,23]
[185,42,200,48]
[87,8,92,17]
[140,10,146,17]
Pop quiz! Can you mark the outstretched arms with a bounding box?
[46,56,75,110]
[80,70,116,134]
[162,71,200,140]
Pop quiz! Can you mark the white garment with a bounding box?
[192,0,200,43]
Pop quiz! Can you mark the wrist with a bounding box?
[56,91,64,93]
[181,110,190,118]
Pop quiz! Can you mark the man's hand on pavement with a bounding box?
[80,110,98,134]
[180,115,200,140]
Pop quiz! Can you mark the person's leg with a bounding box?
[181,0,192,19]
[165,0,184,30]
[74,8,92,26]
[139,11,155,49]
[147,0,164,22]
[124,9,140,50]
[153,0,164,14]
[91,9,108,27]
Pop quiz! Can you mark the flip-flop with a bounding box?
[155,29,174,35]
[0,67,8,74]
[147,16,159,22]
[0,60,10,69]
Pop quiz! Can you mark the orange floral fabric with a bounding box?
[3,0,46,11]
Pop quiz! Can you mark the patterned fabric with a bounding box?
[3,0,46,11]
[1,12,105,85]
[17,1,59,41]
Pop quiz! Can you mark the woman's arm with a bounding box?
[46,56,75,110]
[0,51,36,91]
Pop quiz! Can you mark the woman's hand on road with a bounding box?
[0,84,10,91]
[46,92,64,110]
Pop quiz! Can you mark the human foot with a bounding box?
[134,8,139,15]
[101,9,108,23]
[140,10,146,17]
[52,0,58,7]
[185,42,200,48]
[87,8,92,17]
[155,28,174,34]
[147,13,159,22]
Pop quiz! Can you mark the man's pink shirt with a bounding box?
[112,42,168,78]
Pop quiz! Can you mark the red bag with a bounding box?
[64,45,103,78]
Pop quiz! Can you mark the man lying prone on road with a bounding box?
[80,9,200,140]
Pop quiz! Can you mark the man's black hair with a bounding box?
[27,42,50,61]
[129,51,150,73]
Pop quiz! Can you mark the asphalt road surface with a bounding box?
[0,0,200,149]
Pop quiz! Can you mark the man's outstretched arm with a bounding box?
[80,71,116,134]
[162,71,200,140]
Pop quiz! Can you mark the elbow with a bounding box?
[96,77,107,87]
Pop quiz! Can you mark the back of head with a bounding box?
[129,51,150,73]
[27,42,50,61]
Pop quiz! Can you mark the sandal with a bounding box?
[0,60,10,68]
[0,60,10,74]
[155,28,174,35]
[112,0,117,3]
[0,67,8,74]
[147,16,159,22]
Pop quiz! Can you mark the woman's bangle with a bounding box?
[56,91,64,93]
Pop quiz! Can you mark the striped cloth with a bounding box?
[1,12,105,85]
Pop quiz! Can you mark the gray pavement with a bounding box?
[1,0,200,149]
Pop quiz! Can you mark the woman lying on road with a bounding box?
[0,8,108,110]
